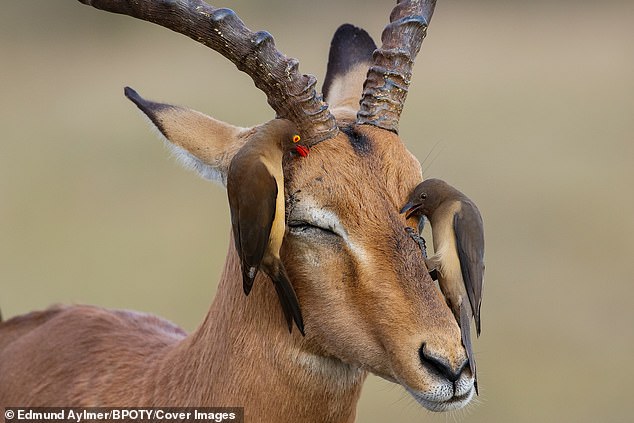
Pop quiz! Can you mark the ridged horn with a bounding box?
[357,0,437,133]
[77,0,338,147]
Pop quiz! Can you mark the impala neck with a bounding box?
[156,233,366,423]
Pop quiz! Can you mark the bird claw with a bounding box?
[405,227,438,280]
[405,227,429,259]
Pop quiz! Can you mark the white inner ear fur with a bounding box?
[164,139,228,186]
[326,63,370,116]
[136,110,230,187]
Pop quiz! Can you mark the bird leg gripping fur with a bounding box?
[404,227,439,281]
[404,227,429,259]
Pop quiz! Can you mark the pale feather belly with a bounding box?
[432,202,466,304]
[263,159,285,258]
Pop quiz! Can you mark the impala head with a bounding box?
[93,0,474,412]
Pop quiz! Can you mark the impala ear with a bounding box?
[125,87,250,186]
[322,24,377,118]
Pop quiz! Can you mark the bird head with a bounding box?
[400,178,453,219]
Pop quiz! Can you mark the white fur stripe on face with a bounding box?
[302,203,370,266]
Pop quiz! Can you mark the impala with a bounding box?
[0,0,477,421]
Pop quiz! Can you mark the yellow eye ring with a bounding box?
[292,135,301,143]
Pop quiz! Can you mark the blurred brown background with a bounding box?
[1,1,633,422]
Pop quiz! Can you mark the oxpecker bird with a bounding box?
[401,178,484,391]
[227,119,304,335]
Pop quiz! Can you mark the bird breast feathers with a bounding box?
[260,159,285,257]
[431,202,464,285]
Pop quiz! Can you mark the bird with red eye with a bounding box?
[227,119,305,335]
[292,134,310,157]
[401,178,484,393]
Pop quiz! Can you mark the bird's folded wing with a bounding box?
[453,202,484,334]
[228,161,278,294]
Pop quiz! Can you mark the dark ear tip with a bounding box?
[323,23,377,98]
[334,23,362,35]
[123,86,136,98]
[124,86,142,105]
[332,23,375,46]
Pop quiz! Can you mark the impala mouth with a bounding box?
[399,368,475,413]
[405,385,475,412]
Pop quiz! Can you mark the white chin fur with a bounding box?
[405,384,475,412]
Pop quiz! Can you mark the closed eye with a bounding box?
[287,220,339,237]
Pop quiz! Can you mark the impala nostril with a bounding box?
[419,343,467,383]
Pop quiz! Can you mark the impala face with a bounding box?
[114,0,476,410]
[281,125,474,411]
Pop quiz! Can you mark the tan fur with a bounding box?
[159,107,247,163]
[152,105,256,185]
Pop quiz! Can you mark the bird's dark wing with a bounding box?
[270,264,305,335]
[454,201,485,335]
[227,160,278,296]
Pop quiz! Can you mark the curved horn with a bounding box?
[357,0,437,133]
[78,0,338,147]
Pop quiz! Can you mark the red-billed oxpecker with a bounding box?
[401,178,484,392]
[227,119,305,335]
[125,87,304,335]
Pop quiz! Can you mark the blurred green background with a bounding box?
[1,1,633,422]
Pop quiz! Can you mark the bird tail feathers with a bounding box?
[242,266,256,296]
[475,304,481,337]
[271,265,305,336]
[460,299,478,395]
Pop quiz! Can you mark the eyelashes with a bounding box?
[287,221,338,237]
